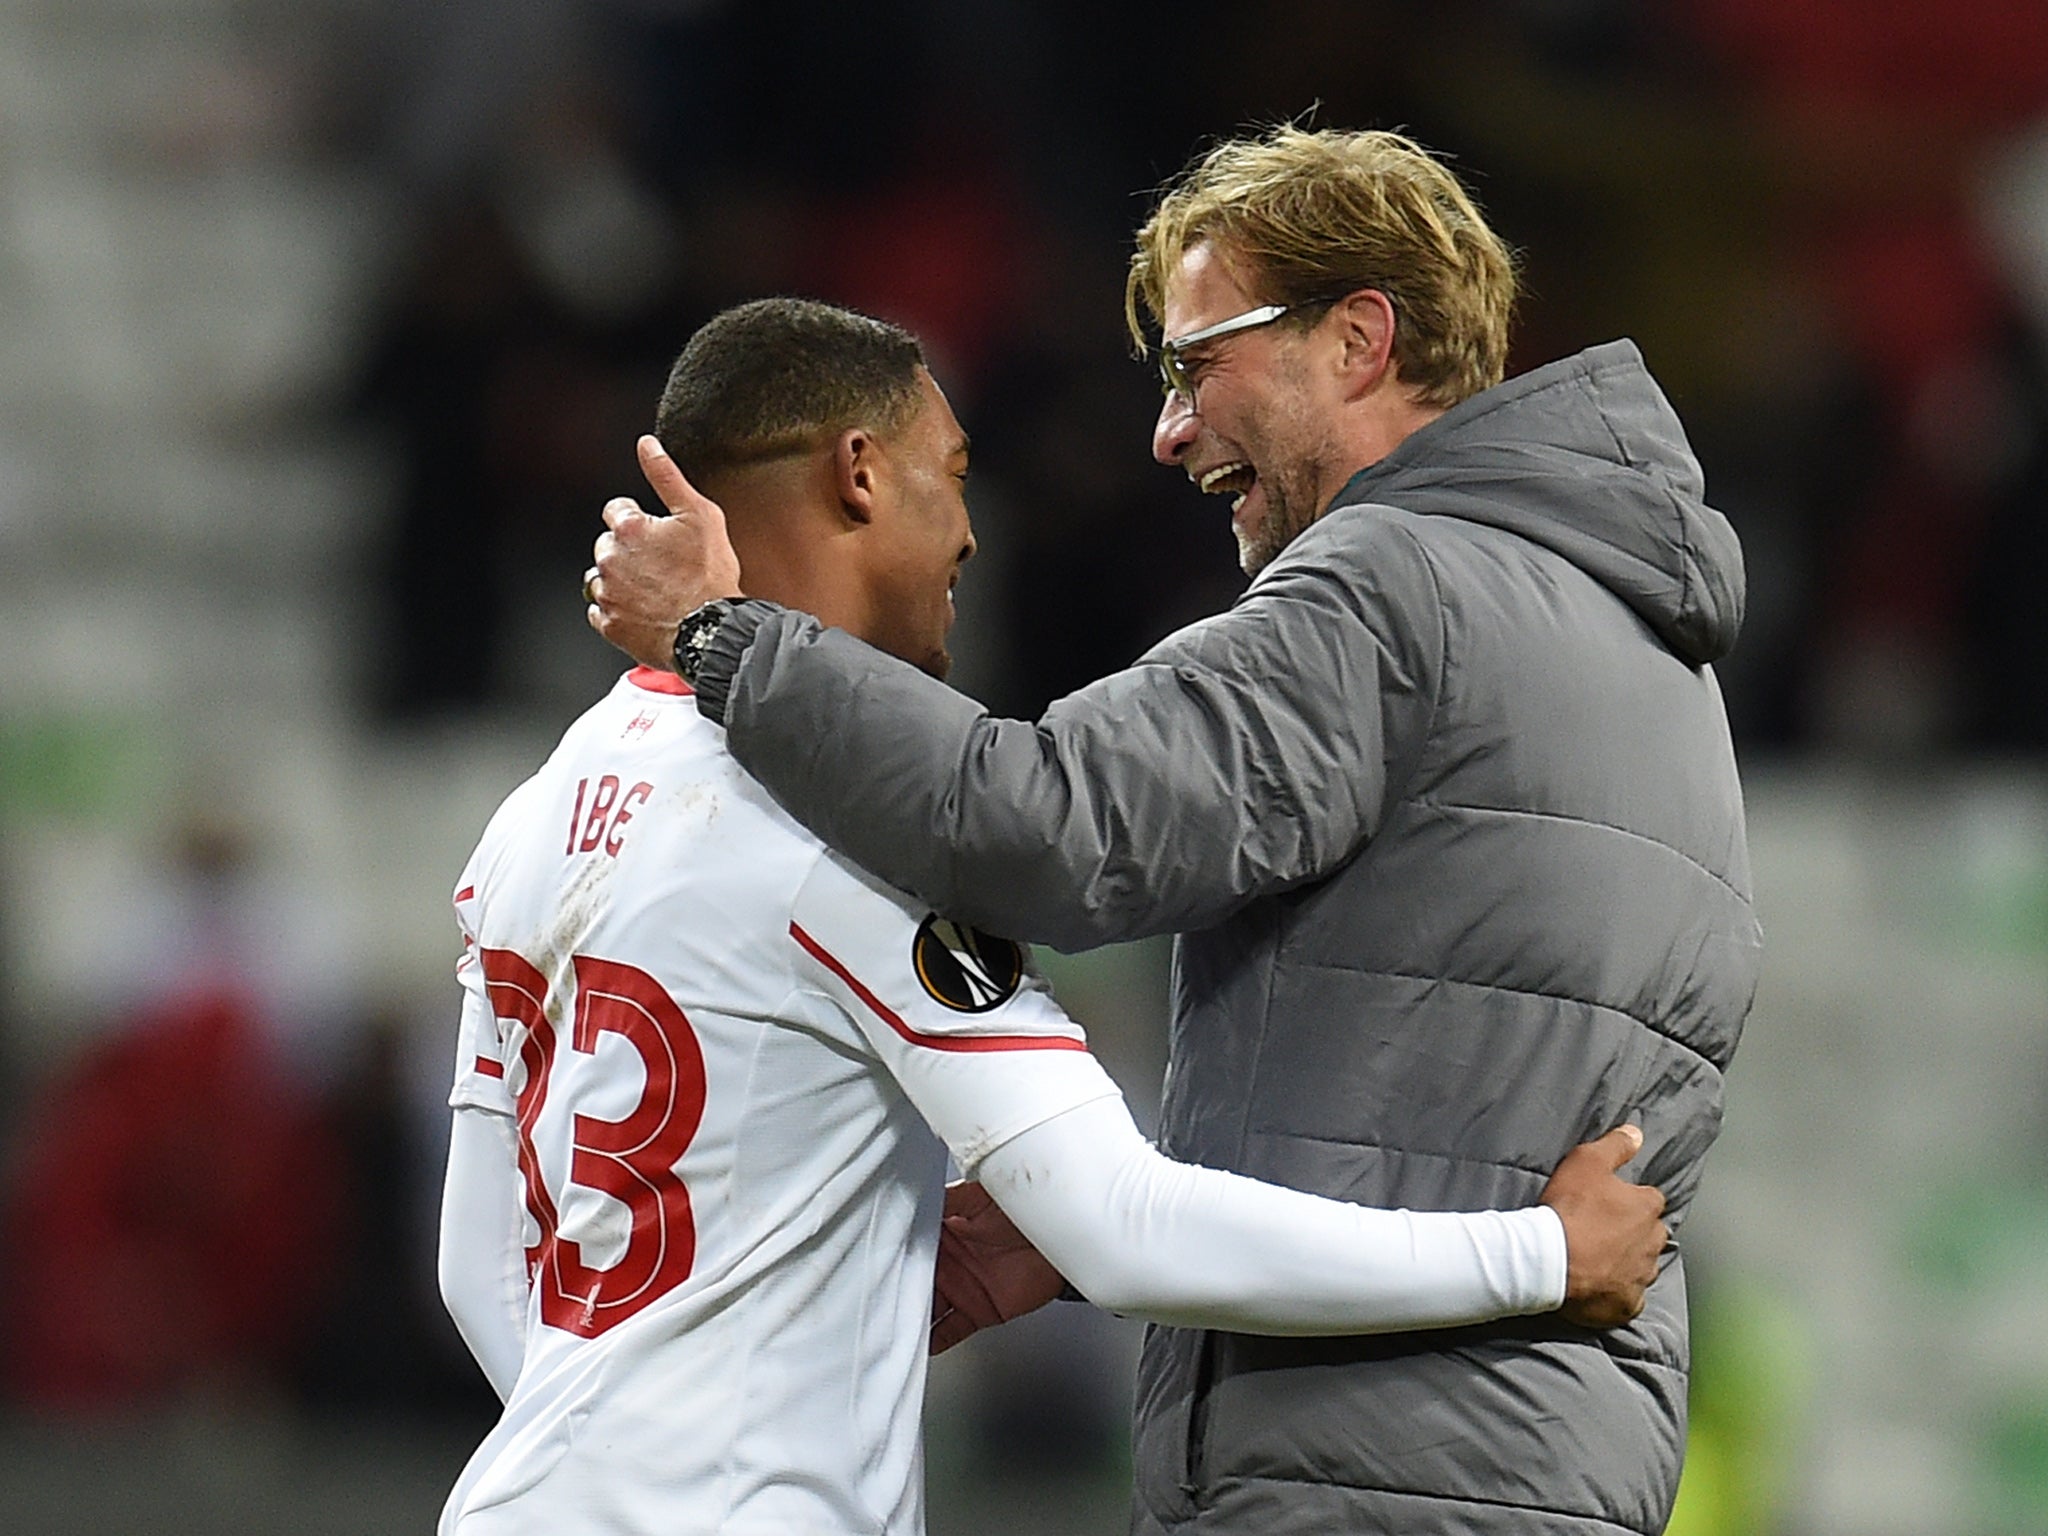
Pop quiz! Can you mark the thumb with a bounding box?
[1582,1123,1645,1173]
[638,434,715,516]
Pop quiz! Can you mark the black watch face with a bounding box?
[677,607,724,678]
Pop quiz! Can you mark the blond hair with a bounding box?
[1126,126,1518,408]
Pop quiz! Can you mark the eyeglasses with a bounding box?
[1156,303,1292,399]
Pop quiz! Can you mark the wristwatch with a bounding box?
[672,598,738,686]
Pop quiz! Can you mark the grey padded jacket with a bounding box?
[693,339,1762,1535]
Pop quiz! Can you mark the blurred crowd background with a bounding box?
[3,0,2047,1531]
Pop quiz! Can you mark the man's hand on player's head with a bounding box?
[930,1180,1069,1354]
[586,436,745,670]
[1539,1124,1668,1330]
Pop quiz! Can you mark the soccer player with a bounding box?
[437,298,1665,1536]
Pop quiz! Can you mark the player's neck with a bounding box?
[730,516,878,643]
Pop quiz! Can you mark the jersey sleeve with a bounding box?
[788,850,1121,1174]
[449,879,517,1118]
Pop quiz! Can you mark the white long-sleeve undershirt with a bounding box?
[438,1106,529,1403]
[974,1093,1566,1333]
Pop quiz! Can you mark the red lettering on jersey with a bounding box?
[566,779,588,855]
[568,773,655,859]
[543,955,705,1334]
[480,948,564,1285]
[476,947,706,1339]
[606,782,653,856]
[579,775,620,852]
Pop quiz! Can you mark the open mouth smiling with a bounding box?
[1199,460,1257,511]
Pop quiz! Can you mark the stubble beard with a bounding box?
[1230,380,1333,577]
[1235,473,1321,576]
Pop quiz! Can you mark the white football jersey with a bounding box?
[439,668,1120,1536]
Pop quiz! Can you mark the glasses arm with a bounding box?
[1156,304,1292,399]
[1160,304,1290,353]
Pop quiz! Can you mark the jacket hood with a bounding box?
[1331,340,1745,664]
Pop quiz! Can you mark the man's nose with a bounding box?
[1153,390,1199,466]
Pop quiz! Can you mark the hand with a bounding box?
[585,436,745,669]
[930,1180,1069,1354]
[1539,1124,1668,1330]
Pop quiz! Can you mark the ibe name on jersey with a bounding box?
[567,774,654,857]
[911,916,1025,1013]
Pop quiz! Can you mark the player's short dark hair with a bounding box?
[655,298,927,482]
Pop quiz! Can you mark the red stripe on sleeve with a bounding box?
[790,922,1086,1054]
[455,885,475,903]
[474,1056,506,1079]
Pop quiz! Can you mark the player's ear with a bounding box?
[1333,288,1398,397]
[832,428,881,527]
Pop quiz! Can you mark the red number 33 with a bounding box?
[480,948,706,1338]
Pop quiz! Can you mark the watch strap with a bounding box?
[677,597,778,725]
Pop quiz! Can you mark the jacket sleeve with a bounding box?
[707,506,1444,950]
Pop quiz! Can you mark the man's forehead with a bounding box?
[1162,241,1260,338]
[912,367,969,455]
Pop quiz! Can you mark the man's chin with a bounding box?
[1235,502,1316,577]
[1236,524,1283,577]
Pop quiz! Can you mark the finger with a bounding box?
[943,1180,993,1219]
[603,496,650,531]
[1580,1123,1645,1172]
[638,435,711,515]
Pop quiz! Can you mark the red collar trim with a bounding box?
[627,666,693,696]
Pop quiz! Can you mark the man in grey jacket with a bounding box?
[586,126,1761,1536]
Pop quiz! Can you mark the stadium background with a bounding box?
[2,0,2047,1530]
